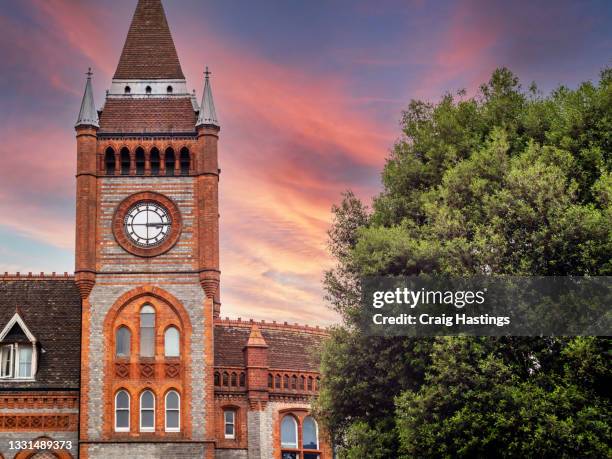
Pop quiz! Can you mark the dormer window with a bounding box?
[0,313,37,380]
[124,86,131,94]
[146,86,152,94]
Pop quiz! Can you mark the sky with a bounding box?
[0,0,610,326]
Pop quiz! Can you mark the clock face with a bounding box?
[124,201,172,247]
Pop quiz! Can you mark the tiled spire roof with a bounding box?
[75,68,99,128]
[196,67,220,127]
[113,0,185,80]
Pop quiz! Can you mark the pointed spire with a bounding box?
[245,325,268,348]
[75,68,99,128]
[113,0,184,80]
[197,66,220,128]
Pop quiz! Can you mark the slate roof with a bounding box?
[113,0,185,80]
[0,279,81,390]
[98,98,197,134]
[214,323,326,372]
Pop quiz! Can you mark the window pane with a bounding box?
[141,409,154,428]
[166,391,179,409]
[141,328,154,357]
[164,327,180,357]
[282,453,298,459]
[166,410,179,429]
[116,327,131,357]
[0,346,12,377]
[18,346,32,378]
[224,410,234,423]
[116,410,129,428]
[225,422,234,436]
[280,416,297,448]
[303,416,318,449]
[304,454,320,459]
[141,391,154,409]
[116,391,129,408]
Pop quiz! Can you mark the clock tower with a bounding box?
[74,0,219,457]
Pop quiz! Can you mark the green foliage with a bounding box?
[318,67,612,457]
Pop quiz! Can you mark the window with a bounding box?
[146,86,152,94]
[214,371,220,386]
[120,147,130,175]
[180,147,190,175]
[224,410,235,439]
[167,85,173,94]
[164,327,179,357]
[303,416,319,450]
[150,148,160,175]
[140,305,155,357]
[280,414,321,459]
[105,147,116,175]
[268,373,273,388]
[140,390,155,432]
[165,148,175,176]
[0,345,13,378]
[135,147,145,175]
[18,346,32,378]
[124,86,131,94]
[114,390,130,432]
[0,344,34,380]
[165,390,180,432]
[115,326,131,358]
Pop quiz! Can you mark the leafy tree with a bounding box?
[317,68,612,458]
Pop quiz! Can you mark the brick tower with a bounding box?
[75,0,220,456]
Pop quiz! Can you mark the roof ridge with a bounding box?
[0,272,74,281]
[214,317,329,336]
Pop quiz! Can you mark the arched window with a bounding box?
[115,326,131,358]
[114,390,130,432]
[214,371,220,386]
[105,147,116,175]
[140,390,155,432]
[307,376,313,391]
[165,148,175,176]
[120,147,130,175]
[231,372,237,387]
[222,371,229,386]
[140,305,155,357]
[135,147,145,175]
[164,327,179,357]
[300,375,305,390]
[303,416,319,450]
[124,86,131,94]
[284,374,289,388]
[280,415,298,449]
[291,375,297,390]
[180,147,190,175]
[167,85,173,94]
[268,374,273,388]
[165,390,180,432]
[146,86,152,94]
[275,374,281,389]
[239,372,245,387]
[150,148,160,175]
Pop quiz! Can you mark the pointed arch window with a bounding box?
[150,148,160,175]
[303,416,319,450]
[140,390,155,432]
[120,147,130,175]
[114,390,130,432]
[281,415,298,449]
[105,147,116,175]
[164,327,180,357]
[180,147,190,175]
[140,305,155,357]
[115,326,131,358]
[165,390,180,432]
[135,147,145,175]
[165,148,175,176]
